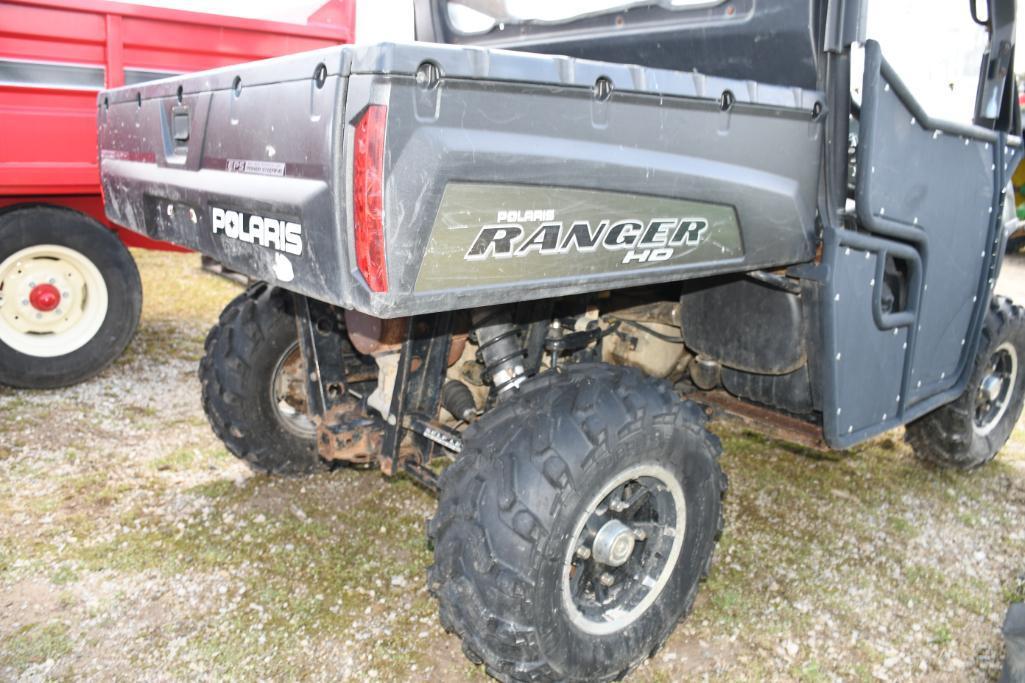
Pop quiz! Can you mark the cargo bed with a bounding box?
[98,42,824,318]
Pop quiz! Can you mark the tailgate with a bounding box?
[99,42,824,318]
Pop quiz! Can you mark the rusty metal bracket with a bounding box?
[294,294,352,416]
[293,293,383,464]
[690,389,830,451]
[380,313,454,479]
[318,402,383,465]
[292,301,456,483]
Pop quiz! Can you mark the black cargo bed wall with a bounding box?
[416,0,823,90]
[98,42,824,318]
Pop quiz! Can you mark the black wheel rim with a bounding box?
[562,464,686,635]
[973,343,1017,436]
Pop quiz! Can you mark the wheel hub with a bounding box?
[1,260,77,331]
[591,519,636,567]
[29,283,61,312]
[980,374,1002,404]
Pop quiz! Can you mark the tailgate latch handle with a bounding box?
[172,106,190,143]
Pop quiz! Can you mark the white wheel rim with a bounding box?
[0,244,109,357]
[561,463,687,636]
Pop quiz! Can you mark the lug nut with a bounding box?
[632,528,647,541]
[599,573,615,587]
[575,545,591,560]
[609,500,628,512]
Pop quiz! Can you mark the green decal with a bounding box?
[415,183,743,292]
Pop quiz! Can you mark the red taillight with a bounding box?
[353,104,388,293]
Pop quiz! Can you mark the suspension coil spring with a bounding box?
[471,307,526,394]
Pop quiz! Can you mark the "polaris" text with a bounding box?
[211,207,303,256]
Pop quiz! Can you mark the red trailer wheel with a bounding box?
[0,206,141,389]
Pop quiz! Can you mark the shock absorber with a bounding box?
[471,307,526,394]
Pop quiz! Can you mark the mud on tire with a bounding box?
[906,295,1025,469]
[200,283,323,475]
[427,363,726,682]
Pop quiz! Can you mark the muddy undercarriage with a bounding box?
[280,278,818,488]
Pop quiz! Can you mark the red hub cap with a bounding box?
[29,283,61,312]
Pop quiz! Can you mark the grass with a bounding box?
[686,419,1025,679]
[50,566,79,587]
[117,249,241,364]
[931,624,952,646]
[0,623,73,672]
[1,251,1024,681]
[1006,573,1025,605]
[150,446,233,473]
[21,464,442,679]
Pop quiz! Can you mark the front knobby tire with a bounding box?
[907,296,1025,469]
[428,363,726,682]
[200,283,323,475]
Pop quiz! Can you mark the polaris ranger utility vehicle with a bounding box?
[97,0,1022,679]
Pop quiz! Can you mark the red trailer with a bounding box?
[0,0,354,388]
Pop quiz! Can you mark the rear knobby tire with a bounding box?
[906,296,1025,469]
[200,283,323,475]
[0,206,141,389]
[428,363,726,682]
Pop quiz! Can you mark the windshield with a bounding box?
[447,0,725,35]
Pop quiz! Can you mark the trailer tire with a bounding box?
[428,363,726,682]
[907,296,1025,469]
[200,283,324,475]
[0,205,141,389]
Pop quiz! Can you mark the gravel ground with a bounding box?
[1,249,1024,682]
